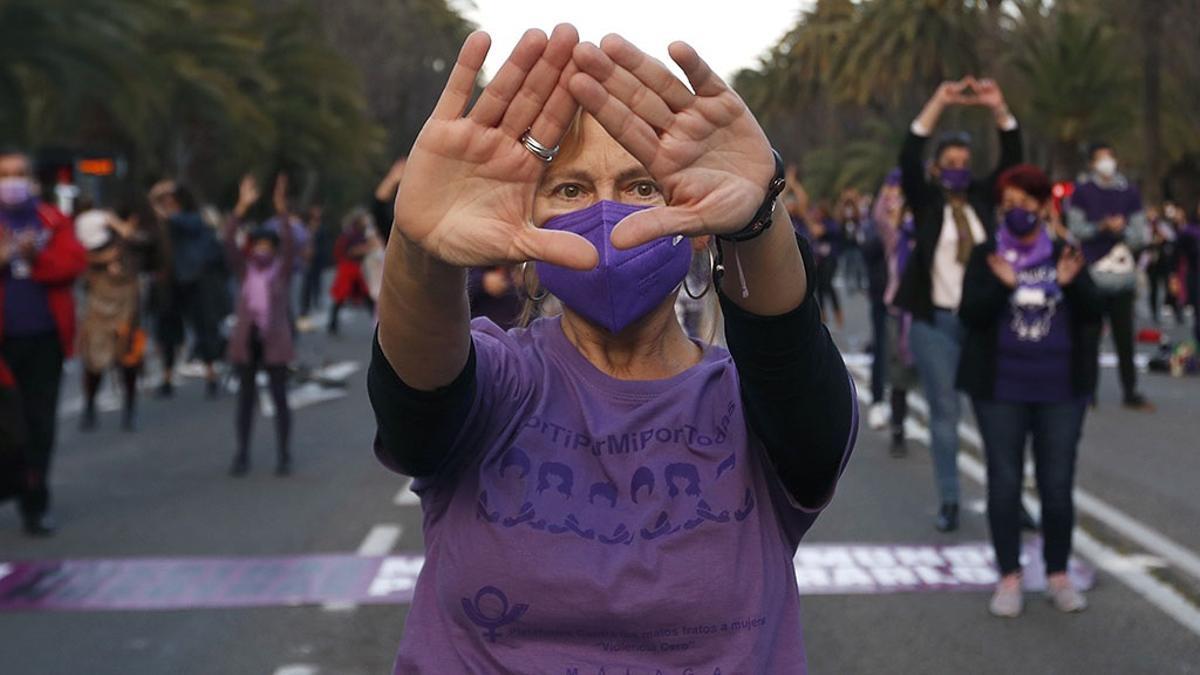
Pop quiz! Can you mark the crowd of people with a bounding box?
[782,78,1200,617]
[2,25,1200,670]
[0,147,384,536]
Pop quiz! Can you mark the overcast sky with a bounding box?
[455,1,811,85]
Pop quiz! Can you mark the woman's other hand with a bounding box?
[568,35,775,249]
[392,25,597,271]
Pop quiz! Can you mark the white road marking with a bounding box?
[357,524,403,556]
[394,478,421,506]
[847,361,1200,586]
[848,363,1200,637]
[323,524,404,613]
[272,665,318,675]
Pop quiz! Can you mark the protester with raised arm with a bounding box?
[894,77,1022,532]
[368,26,856,672]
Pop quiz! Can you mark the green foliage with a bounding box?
[0,0,469,211]
[734,0,1197,199]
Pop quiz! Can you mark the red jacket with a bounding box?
[0,203,87,387]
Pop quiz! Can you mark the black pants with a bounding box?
[0,333,64,518]
[157,279,222,371]
[327,296,376,333]
[300,263,324,316]
[815,257,841,314]
[235,329,290,461]
[1093,290,1137,399]
[1146,264,1180,324]
[974,398,1085,576]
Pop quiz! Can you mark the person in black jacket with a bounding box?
[895,77,1022,532]
[958,164,1101,618]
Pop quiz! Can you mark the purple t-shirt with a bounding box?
[1,203,55,337]
[393,316,852,674]
[993,237,1073,403]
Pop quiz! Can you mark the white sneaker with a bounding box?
[989,583,1023,618]
[1047,582,1088,613]
[867,402,889,430]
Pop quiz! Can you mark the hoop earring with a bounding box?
[682,246,716,300]
[520,261,548,302]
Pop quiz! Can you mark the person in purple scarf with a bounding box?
[368,26,856,673]
[223,175,295,477]
[1067,142,1152,410]
[958,164,1103,618]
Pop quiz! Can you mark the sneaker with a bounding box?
[867,403,889,430]
[989,582,1023,618]
[156,380,175,399]
[1047,579,1088,613]
[935,502,959,533]
[889,434,908,458]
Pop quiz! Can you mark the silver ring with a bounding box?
[520,130,559,163]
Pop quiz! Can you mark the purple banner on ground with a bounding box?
[0,541,1092,612]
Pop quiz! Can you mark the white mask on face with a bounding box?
[1094,157,1117,178]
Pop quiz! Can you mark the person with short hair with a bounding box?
[0,147,87,536]
[369,27,856,671]
[895,77,1022,532]
[958,163,1101,617]
[1067,142,1153,410]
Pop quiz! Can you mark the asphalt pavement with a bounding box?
[1,289,1198,675]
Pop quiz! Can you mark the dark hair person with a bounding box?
[368,26,856,672]
[958,164,1102,618]
[0,147,87,536]
[224,175,296,477]
[894,77,1022,533]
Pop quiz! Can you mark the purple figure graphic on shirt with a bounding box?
[665,463,702,498]
[499,447,532,478]
[461,586,529,643]
[588,481,618,507]
[536,462,574,498]
[630,466,655,504]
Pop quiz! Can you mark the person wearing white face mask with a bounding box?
[0,147,87,537]
[1066,142,1153,411]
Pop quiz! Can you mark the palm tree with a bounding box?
[831,0,985,108]
[1010,9,1131,178]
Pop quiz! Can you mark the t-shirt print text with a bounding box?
[475,401,753,546]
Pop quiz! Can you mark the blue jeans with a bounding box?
[972,398,1086,575]
[909,310,964,504]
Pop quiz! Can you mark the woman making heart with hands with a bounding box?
[371,24,855,673]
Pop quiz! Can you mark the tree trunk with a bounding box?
[1140,0,1165,201]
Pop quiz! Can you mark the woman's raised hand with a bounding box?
[392,25,598,271]
[568,35,776,249]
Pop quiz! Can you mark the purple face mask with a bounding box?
[939,168,971,193]
[535,200,691,334]
[1003,207,1040,238]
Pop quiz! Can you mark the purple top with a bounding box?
[393,316,850,674]
[1,201,55,337]
[242,260,281,333]
[993,231,1073,402]
[1070,178,1143,264]
[265,216,309,273]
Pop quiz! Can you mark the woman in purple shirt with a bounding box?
[368,26,856,673]
[957,165,1102,618]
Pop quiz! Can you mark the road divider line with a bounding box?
[848,364,1200,637]
[357,524,403,556]
[324,524,403,612]
[272,665,318,675]
[846,361,1200,586]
